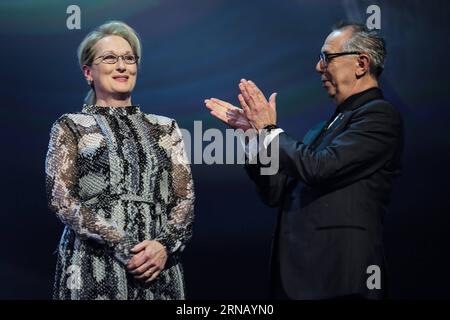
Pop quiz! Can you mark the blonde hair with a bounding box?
[77,20,142,105]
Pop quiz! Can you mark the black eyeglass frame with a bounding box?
[319,51,361,67]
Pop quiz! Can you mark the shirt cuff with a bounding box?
[263,128,284,148]
[238,128,284,162]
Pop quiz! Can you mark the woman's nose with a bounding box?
[116,58,126,70]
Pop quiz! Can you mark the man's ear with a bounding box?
[355,54,370,77]
[82,65,93,82]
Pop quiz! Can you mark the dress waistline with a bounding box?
[82,192,159,215]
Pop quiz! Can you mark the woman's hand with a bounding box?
[126,240,168,283]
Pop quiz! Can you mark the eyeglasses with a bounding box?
[319,51,361,68]
[93,53,139,65]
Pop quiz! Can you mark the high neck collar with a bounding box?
[82,104,141,116]
[336,87,383,114]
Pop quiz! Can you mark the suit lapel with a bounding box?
[302,121,327,146]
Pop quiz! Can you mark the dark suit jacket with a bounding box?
[245,87,404,299]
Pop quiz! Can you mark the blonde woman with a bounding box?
[45,21,195,299]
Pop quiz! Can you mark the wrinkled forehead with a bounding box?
[321,29,352,53]
[93,35,133,55]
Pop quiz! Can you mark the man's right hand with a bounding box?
[204,98,253,131]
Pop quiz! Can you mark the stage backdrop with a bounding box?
[1,0,449,299]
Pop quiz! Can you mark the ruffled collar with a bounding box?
[82,104,141,116]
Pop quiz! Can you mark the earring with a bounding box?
[87,79,93,86]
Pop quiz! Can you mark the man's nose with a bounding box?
[316,60,324,74]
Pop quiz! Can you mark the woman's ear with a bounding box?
[82,65,93,82]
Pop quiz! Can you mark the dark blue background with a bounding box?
[1,0,449,299]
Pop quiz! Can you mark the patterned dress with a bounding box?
[45,104,195,300]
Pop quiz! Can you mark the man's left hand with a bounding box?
[238,79,277,131]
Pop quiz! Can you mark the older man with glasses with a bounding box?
[205,22,403,300]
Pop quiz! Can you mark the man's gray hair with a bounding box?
[333,21,386,79]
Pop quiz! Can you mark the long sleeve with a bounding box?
[154,120,195,255]
[45,116,137,265]
[272,101,403,190]
[245,162,288,207]
[238,129,288,207]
